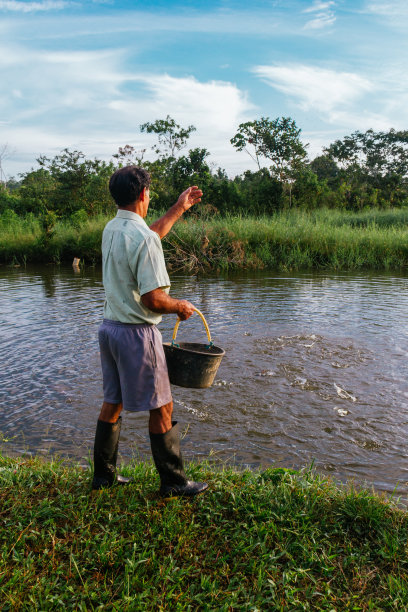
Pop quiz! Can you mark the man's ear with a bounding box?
[140,187,147,201]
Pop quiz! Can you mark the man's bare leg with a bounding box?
[149,401,173,434]
[99,401,123,423]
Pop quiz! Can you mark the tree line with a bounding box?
[1,115,408,222]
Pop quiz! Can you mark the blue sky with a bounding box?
[1,0,408,178]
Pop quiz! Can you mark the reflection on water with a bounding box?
[0,265,408,500]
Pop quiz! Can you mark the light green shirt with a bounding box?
[102,209,170,324]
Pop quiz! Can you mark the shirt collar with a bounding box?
[116,209,146,224]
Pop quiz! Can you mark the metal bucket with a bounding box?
[163,309,225,388]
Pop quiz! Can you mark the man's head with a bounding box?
[109,166,151,208]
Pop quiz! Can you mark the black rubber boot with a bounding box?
[92,417,133,490]
[149,422,208,497]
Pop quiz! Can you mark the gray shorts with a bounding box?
[98,319,172,412]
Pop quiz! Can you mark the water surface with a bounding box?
[1,265,407,500]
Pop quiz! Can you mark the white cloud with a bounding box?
[365,0,408,17]
[129,74,255,173]
[0,44,255,177]
[304,13,336,29]
[363,0,408,31]
[252,64,373,118]
[0,45,125,123]
[303,1,336,13]
[303,0,336,29]
[0,0,71,12]
[251,62,408,148]
[134,74,253,133]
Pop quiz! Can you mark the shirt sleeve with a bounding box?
[129,232,171,296]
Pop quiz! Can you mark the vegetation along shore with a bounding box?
[1,115,408,271]
[1,207,408,272]
[1,453,407,610]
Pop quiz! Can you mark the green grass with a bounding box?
[164,209,408,272]
[0,213,107,266]
[313,207,408,228]
[0,453,407,610]
[1,207,408,271]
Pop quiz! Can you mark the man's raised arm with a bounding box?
[149,186,202,239]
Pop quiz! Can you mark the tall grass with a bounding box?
[312,207,408,228]
[0,213,107,265]
[1,453,407,610]
[164,209,408,272]
[1,208,408,271]
[0,213,41,265]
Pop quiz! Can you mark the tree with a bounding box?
[140,115,196,158]
[18,169,58,215]
[4,177,21,192]
[291,167,326,209]
[310,154,340,187]
[233,169,282,214]
[230,119,267,170]
[0,182,21,214]
[325,128,408,204]
[0,143,14,185]
[113,144,146,167]
[171,148,212,191]
[19,149,115,217]
[231,117,308,205]
[231,117,307,176]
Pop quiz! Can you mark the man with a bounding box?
[92,165,208,497]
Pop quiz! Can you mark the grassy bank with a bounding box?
[1,208,408,272]
[0,454,407,610]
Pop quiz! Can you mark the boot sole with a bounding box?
[159,483,209,498]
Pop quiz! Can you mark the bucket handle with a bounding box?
[171,308,213,348]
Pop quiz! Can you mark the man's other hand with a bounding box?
[177,186,203,212]
[176,300,195,320]
[141,290,196,319]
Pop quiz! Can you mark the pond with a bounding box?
[1,265,407,500]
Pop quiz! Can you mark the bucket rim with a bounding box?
[163,341,225,357]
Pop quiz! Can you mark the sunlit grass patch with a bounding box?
[0,453,407,610]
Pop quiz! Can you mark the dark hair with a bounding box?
[109,166,151,207]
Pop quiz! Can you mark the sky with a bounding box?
[1,0,408,178]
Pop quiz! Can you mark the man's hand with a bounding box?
[149,185,203,239]
[141,289,195,320]
[176,186,203,212]
[176,300,195,321]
